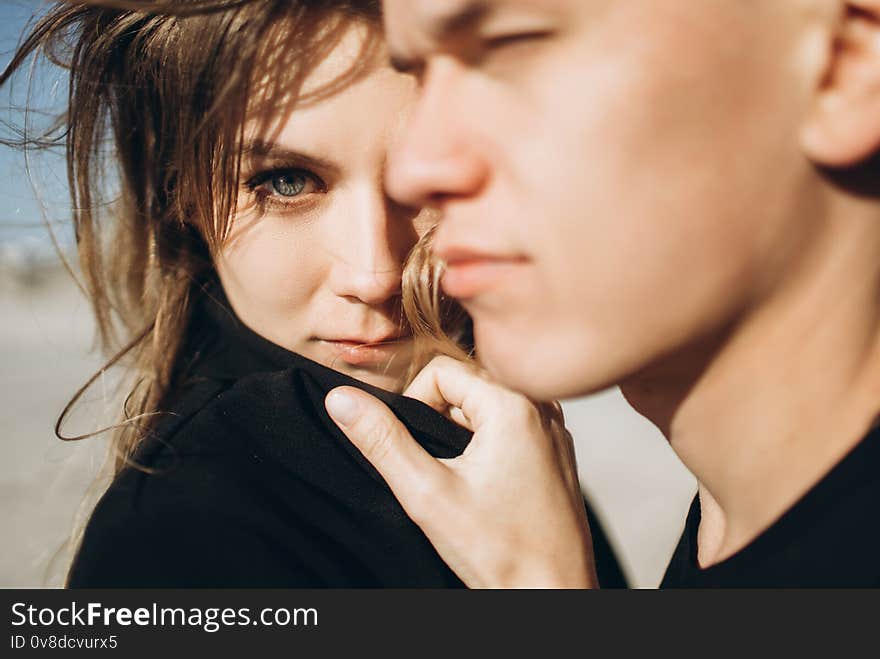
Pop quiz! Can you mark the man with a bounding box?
[324,0,880,586]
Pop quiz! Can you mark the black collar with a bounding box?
[178,279,472,460]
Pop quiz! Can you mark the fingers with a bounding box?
[404,356,506,429]
[403,356,470,413]
[325,386,449,519]
[448,405,469,429]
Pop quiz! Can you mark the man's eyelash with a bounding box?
[483,30,552,50]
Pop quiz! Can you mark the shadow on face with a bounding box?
[215,17,433,392]
[380,0,880,401]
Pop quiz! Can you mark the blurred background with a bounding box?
[0,0,696,588]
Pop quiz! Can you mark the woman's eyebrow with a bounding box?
[241,140,342,176]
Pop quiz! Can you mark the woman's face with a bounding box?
[215,23,428,391]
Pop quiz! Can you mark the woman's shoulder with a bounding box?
[66,374,323,587]
[67,457,318,587]
[101,368,312,507]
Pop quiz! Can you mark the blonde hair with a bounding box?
[402,224,474,382]
[401,225,572,461]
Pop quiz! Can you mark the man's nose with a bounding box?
[386,59,489,209]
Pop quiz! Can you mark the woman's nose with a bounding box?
[385,58,489,209]
[331,194,415,306]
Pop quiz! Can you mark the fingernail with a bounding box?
[325,389,360,427]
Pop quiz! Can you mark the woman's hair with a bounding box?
[1,0,384,475]
[401,227,571,464]
[402,224,474,381]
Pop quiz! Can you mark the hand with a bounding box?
[324,356,598,588]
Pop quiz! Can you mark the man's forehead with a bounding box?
[388,0,488,35]
[384,0,561,67]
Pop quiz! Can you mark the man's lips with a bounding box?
[437,246,528,300]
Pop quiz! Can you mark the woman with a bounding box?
[3,0,624,587]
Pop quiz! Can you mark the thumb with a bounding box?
[325,386,448,514]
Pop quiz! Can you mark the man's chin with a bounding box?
[476,330,611,402]
[477,343,585,401]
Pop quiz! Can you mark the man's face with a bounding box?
[384,0,826,400]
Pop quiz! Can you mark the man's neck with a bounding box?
[622,203,880,567]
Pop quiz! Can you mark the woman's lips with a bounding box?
[319,338,408,366]
[439,251,529,300]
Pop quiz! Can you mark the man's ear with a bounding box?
[801,1,880,167]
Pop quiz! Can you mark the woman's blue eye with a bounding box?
[244,167,323,204]
[271,173,307,197]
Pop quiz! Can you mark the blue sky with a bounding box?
[0,1,74,246]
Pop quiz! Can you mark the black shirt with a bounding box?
[661,424,880,587]
[68,282,626,588]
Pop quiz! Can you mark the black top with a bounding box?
[661,424,880,587]
[68,282,626,588]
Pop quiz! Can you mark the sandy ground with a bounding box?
[0,266,695,588]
